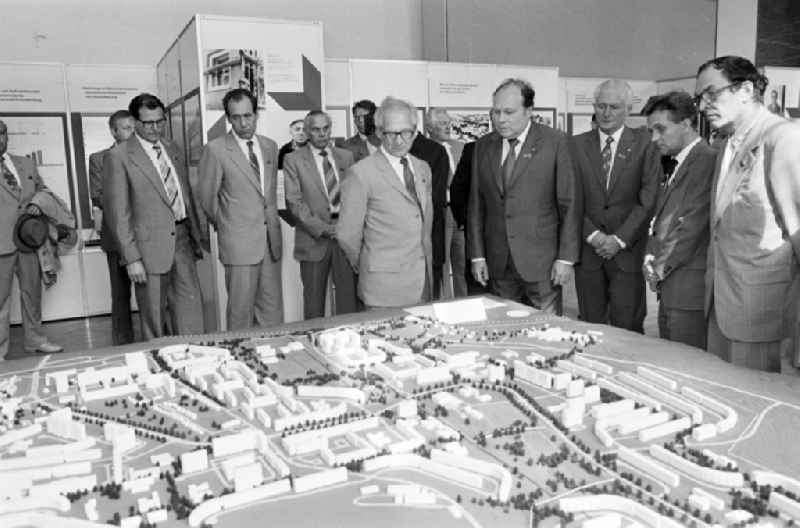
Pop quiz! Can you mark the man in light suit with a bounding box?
[427,107,466,298]
[0,120,63,360]
[104,93,205,340]
[339,100,380,163]
[571,79,661,332]
[695,56,800,371]
[284,110,358,319]
[89,110,135,345]
[337,97,433,309]
[642,92,716,349]
[469,79,579,314]
[198,88,283,330]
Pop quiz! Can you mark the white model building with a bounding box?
[181,449,209,474]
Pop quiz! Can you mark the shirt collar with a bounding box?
[599,126,624,146]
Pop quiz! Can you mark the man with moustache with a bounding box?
[468,79,580,313]
[337,97,433,309]
[695,56,800,371]
[198,88,283,329]
[642,91,716,349]
[571,79,661,332]
[104,93,205,339]
[89,109,136,345]
[284,110,358,319]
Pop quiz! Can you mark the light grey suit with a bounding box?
[197,132,283,330]
[337,151,434,308]
[103,135,205,340]
[706,106,800,371]
[284,144,358,319]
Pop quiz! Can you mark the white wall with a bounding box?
[0,0,422,65]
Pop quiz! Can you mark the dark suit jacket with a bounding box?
[410,134,450,267]
[103,135,205,274]
[283,144,355,261]
[449,142,475,230]
[197,132,282,266]
[646,139,715,310]
[89,147,118,252]
[571,126,661,272]
[468,121,580,283]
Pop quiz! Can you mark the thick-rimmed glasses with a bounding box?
[693,82,741,107]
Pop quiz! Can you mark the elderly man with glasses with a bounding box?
[336,97,434,309]
[103,93,206,339]
[695,56,800,372]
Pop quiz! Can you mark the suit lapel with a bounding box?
[507,121,542,190]
[607,127,633,195]
[128,136,170,206]
[225,133,263,194]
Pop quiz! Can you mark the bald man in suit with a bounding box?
[284,111,358,319]
[198,88,283,330]
[337,97,433,308]
[104,94,205,340]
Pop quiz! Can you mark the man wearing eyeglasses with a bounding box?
[337,97,433,309]
[104,93,206,340]
[571,79,661,333]
[198,88,283,330]
[468,79,580,314]
[695,56,800,372]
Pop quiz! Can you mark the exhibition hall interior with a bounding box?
[2,1,800,527]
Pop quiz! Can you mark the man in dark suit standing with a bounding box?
[89,110,135,345]
[0,120,63,359]
[571,79,661,332]
[468,79,580,313]
[339,100,379,163]
[642,91,715,349]
[411,119,450,300]
[197,88,283,330]
[284,111,358,319]
[104,94,206,340]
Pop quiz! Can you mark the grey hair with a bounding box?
[594,79,634,107]
[374,97,418,130]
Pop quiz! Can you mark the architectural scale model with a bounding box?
[2,297,800,528]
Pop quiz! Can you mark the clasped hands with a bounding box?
[590,232,622,260]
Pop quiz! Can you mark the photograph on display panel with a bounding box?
[446,108,491,142]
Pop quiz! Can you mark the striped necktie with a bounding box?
[152,144,185,221]
[1,155,20,193]
[319,150,340,213]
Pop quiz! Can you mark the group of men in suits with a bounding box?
[87,53,798,374]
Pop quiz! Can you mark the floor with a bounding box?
[5,283,797,374]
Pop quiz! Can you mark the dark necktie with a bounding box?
[247,140,260,180]
[319,150,340,211]
[601,135,614,189]
[400,157,420,207]
[661,155,678,185]
[1,155,20,193]
[502,137,519,193]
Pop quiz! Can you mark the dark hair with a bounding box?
[108,110,132,129]
[351,99,376,115]
[128,93,165,121]
[222,88,258,117]
[696,56,768,99]
[494,78,535,108]
[642,91,698,128]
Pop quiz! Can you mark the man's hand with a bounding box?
[472,260,489,286]
[642,254,659,292]
[551,261,573,287]
[92,206,103,234]
[597,235,622,260]
[126,261,147,284]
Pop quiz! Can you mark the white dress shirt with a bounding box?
[1,154,21,187]
[234,133,264,191]
[381,146,414,186]
[135,134,186,218]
